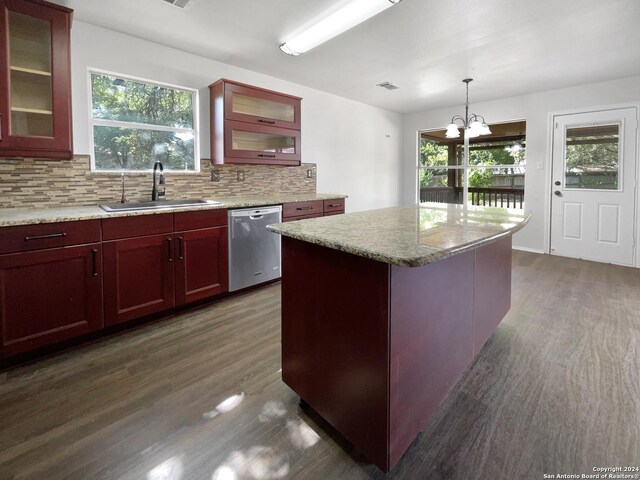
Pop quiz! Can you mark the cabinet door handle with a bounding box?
[258,154,276,158]
[24,232,67,241]
[257,119,275,125]
[296,206,313,211]
[167,238,173,261]
[91,249,98,276]
[0,113,3,142]
[328,204,341,207]
[178,236,184,259]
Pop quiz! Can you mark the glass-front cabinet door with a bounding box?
[0,0,73,159]
[224,120,301,165]
[223,81,301,130]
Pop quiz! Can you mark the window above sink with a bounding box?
[89,69,199,173]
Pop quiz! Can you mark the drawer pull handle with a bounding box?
[328,204,341,207]
[167,238,173,261]
[91,249,98,276]
[297,206,313,211]
[178,236,184,259]
[258,154,276,158]
[257,119,275,124]
[24,232,67,241]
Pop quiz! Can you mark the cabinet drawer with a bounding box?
[283,200,323,218]
[175,209,227,231]
[283,213,323,222]
[0,220,101,254]
[102,213,173,240]
[323,199,345,213]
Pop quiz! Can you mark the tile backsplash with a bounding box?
[0,156,316,209]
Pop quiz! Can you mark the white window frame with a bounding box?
[416,120,527,205]
[88,68,200,173]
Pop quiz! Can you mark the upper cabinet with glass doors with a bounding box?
[0,0,73,159]
[209,79,301,166]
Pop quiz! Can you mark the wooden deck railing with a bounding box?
[419,187,525,209]
[469,187,524,208]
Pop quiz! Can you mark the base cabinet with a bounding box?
[0,243,103,356]
[282,198,345,222]
[175,226,228,306]
[103,234,175,326]
[102,210,229,326]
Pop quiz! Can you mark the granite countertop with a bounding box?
[0,193,347,227]
[267,202,530,267]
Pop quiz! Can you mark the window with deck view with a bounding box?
[89,71,198,172]
[418,121,526,209]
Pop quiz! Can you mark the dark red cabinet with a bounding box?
[174,207,228,306]
[103,234,175,326]
[175,226,228,306]
[102,210,229,325]
[282,198,346,222]
[0,243,103,356]
[0,0,73,159]
[210,79,302,166]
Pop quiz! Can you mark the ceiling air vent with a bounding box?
[376,81,398,90]
[162,0,195,9]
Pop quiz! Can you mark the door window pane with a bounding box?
[467,141,526,166]
[420,136,461,167]
[565,124,619,190]
[419,168,464,204]
[467,167,525,208]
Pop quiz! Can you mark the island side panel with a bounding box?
[281,237,391,471]
[473,236,512,354]
[388,250,476,468]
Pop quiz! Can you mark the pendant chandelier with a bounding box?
[445,78,491,139]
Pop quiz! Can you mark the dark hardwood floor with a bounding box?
[0,251,638,479]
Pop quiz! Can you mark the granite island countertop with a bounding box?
[0,193,347,227]
[267,202,530,267]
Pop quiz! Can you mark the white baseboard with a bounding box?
[512,245,546,254]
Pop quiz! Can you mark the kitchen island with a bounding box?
[267,203,530,472]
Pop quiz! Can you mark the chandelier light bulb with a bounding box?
[479,122,492,136]
[468,119,483,138]
[445,123,461,138]
[466,127,481,139]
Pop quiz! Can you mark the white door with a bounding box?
[550,107,638,266]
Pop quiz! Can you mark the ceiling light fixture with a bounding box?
[445,79,491,139]
[280,0,403,56]
[445,79,492,206]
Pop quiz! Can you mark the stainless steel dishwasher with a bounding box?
[228,206,282,292]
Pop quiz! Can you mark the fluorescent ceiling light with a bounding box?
[280,0,402,56]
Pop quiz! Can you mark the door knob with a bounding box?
[554,190,562,197]
[554,181,561,186]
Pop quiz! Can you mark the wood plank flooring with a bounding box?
[0,251,639,479]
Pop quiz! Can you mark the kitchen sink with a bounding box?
[99,199,222,212]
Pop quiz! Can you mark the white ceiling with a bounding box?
[51,0,640,114]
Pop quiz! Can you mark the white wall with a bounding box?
[402,76,640,253]
[69,21,404,213]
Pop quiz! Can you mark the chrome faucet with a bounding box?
[151,161,165,201]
